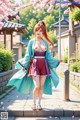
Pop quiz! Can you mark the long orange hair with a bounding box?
[34,21,54,48]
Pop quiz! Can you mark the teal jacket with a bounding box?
[7,38,60,95]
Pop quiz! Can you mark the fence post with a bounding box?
[64,70,70,101]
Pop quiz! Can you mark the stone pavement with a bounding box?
[0,77,80,118]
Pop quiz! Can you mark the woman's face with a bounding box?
[35,28,43,38]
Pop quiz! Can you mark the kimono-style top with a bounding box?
[7,38,60,95]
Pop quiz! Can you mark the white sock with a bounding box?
[33,99,36,105]
[38,99,41,105]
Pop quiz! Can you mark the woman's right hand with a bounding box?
[22,67,25,71]
[59,60,63,63]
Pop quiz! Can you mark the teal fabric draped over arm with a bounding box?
[43,40,60,89]
[7,39,34,94]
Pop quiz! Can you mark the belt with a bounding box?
[34,56,45,58]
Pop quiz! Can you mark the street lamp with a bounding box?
[58,0,61,60]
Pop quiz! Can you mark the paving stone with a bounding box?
[8,116,15,120]
[60,117,80,120]
[60,117,72,120]
[73,110,80,117]
[37,110,54,117]
[63,110,74,116]
[24,110,38,117]
[8,110,23,117]
[72,117,80,120]
[54,109,64,117]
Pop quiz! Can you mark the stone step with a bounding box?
[0,109,80,117]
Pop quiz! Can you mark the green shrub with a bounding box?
[22,47,27,57]
[63,55,68,63]
[0,86,12,95]
[63,48,68,63]
[0,43,4,48]
[0,48,14,72]
[0,63,3,72]
[70,8,80,22]
[77,62,80,72]
[22,50,26,57]
[70,62,78,72]
[70,62,80,72]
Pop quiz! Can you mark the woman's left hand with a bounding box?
[50,46,54,52]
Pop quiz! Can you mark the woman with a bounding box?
[7,21,62,111]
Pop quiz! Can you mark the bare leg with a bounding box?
[38,76,46,108]
[32,76,40,106]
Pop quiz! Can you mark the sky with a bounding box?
[14,0,26,4]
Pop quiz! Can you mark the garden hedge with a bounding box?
[0,48,13,72]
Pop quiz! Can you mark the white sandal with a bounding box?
[37,104,42,110]
[32,104,36,110]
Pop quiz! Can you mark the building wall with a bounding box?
[0,32,21,49]
[75,29,80,57]
[61,35,69,58]
[0,33,22,63]
[57,33,76,63]
[0,35,4,46]
[53,46,58,56]
[13,47,18,63]
[54,27,69,36]
[75,29,80,41]
[0,35,11,50]
[13,33,21,45]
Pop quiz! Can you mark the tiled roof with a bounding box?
[0,20,28,34]
[51,16,69,28]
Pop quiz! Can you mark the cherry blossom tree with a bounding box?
[0,0,24,29]
[16,0,80,15]
[0,0,33,29]
[27,0,80,11]
[0,0,80,29]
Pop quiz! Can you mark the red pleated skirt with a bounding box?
[28,51,51,76]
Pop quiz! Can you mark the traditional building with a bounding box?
[51,15,80,63]
[0,19,28,63]
[51,16,69,36]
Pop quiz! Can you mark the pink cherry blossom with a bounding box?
[47,5,53,13]
[40,3,47,9]
[64,9,69,14]
[50,0,55,5]
[61,4,67,8]
[0,0,22,23]
[0,16,3,21]
[4,15,9,21]
[16,15,20,20]
[0,0,80,24]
